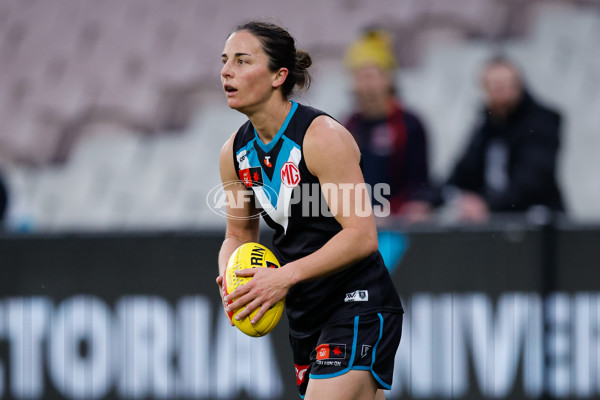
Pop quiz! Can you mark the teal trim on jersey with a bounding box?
[254,101,298,153]
[244,140,260,166]
[234,101,301,223]
[253,143,278,209]
[235,138,258,161]
[235,135,301,211]
[370,313,391,390]
[309,316,359,380]
[377,230,408,274]
[265,136,300,206]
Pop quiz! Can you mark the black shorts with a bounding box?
[289,312,403,398]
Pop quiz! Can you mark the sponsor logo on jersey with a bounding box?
[316,343,346,360]
[294,364,309,386]
[344,290,369,302]
[281,161,301,188]
[236,146,253,164]
[239,167,263,188]
[264,156,272,168]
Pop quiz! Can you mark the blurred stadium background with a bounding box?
[1,1,600,400]
[0,0,599,231]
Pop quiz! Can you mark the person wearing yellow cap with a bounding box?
[343,28,433,223]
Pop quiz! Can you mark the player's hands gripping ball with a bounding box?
[222,242,285,337]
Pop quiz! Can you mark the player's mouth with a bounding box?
[224,84,238,96]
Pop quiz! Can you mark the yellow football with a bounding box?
[223,242,285,337]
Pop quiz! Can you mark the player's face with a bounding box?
[221,31,278,113]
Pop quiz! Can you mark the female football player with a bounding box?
[216,20,403,400]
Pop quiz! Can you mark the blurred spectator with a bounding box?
[0,169,8,227]
[343,28,433,222]
[440,56,565,223]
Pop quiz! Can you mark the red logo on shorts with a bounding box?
[281,162,301,188]
[295,364,309,386]
[316,344,330,360]
[316,343,346,360]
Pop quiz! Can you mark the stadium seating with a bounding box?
[1,0,599,230]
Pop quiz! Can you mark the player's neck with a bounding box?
[248,98,292,145]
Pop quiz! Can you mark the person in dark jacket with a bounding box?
[343,28,432,222]
[443,56,565,222]
[0,169,8,226]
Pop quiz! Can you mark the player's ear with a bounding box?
[272,68,289,89]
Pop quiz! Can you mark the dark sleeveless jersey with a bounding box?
[232,101,403,336]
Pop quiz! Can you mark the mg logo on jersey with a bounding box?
[281,162,301,188]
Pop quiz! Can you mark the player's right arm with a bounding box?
[216,133,260,321]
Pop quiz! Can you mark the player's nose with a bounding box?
[221,60,233,79]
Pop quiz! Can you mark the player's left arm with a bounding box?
[225,116,379,323]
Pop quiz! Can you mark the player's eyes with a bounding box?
[221,58,248,66]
